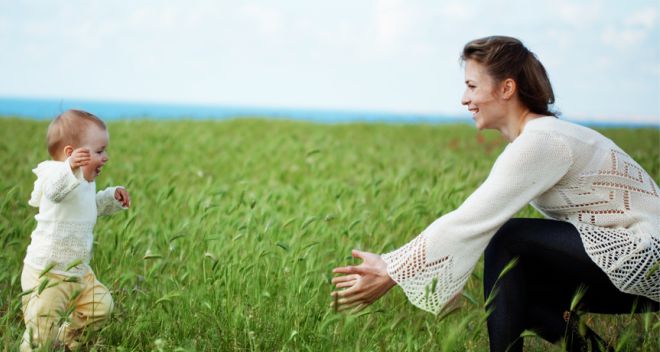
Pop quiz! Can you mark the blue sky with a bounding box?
[1,0,658,123]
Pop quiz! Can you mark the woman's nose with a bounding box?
[461,91,469,106]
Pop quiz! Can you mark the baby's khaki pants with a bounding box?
[20,265,113,351]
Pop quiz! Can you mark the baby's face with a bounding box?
[79,126,110,182]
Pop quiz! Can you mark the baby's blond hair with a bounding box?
[47,109,106,159]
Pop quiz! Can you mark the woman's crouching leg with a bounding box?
[483,219,529,352]
[483,218,628,351]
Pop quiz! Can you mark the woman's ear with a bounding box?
[501,78,516,100]
[63,145,74,158]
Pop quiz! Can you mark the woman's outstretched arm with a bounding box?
[331,129,573,314]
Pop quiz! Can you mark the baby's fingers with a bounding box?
[115,188,131,207]
[69,157,89,168]
[72,150,90,159]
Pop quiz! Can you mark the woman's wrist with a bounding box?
[378,255,397,288]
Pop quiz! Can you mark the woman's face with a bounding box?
[461,60,506,130]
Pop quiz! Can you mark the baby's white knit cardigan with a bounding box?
[24,159,125,276]
[382,116,660,314]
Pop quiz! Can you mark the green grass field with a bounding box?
[1,117,658,351]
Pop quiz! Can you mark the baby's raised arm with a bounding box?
[30,159,82,205]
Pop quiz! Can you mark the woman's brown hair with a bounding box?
[461,36,557,117]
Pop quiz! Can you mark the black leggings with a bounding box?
[484,218,658,352]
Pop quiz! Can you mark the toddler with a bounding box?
[21,109,130,351]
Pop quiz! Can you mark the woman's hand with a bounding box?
[331,249,396,312]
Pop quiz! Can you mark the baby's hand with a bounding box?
[69,148,90,170]
[115,187,131,208]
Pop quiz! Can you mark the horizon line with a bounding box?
[0,95,658,128]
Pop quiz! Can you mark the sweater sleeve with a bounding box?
[381,131,574,314]
[96,186,127,217]
[29,159,82,206]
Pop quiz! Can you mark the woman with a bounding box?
[331,36,659,351]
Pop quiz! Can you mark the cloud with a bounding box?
[238,4,284,39]
[374,0,418,50]
[438,1,475,21]
[554,0,602,27]
[625,6,657,30]
[601,26,647,49]
[641,62,660,76]
[601,5,657,50]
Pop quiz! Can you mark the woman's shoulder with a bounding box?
[524,116,584,134]
[522,116,614,147]
[495,119,575,168]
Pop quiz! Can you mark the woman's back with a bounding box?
[524,117,659,300]
[526,116,659,233]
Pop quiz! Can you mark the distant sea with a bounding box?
[0,97,657,128]
[0,97,468,125]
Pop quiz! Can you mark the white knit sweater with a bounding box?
[382,116,660,314]
[24,159,126,276]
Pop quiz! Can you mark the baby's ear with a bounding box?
[63,145,74,158]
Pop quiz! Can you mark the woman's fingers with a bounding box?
[332,275,358,288]
[332,265,366,275]
[330,288,357,312]
[329,295,364,311]
[335,298,371,312]
[333,265,381,276]
[331,285,357,297]
[351,249,367,259]
[336,294,365,306]
[331,274,359,284]
[332,284,365,300]
[329,298,363,312]
[330,282,364,304]
[347,303,368,313]
[334,280,357,288]
[337,302,365,312]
